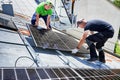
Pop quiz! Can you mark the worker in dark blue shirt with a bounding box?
[72,19,114,63]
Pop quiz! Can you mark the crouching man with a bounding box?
[31,1,53,29]
[72,19,114,63]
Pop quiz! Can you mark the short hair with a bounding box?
[77,18,84,27]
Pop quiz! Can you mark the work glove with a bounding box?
[71,48,79,54]
[37,26,43,30]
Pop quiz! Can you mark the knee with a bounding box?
[31,20,36,25]
[96,48,103,52]
[96,45,103,52]
[96,43,104,50]
[86,39,94,47]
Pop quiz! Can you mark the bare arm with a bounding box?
[77,30,90,49]
[90,31,94,35]
[47,15,51,29]
[35,13,39,26]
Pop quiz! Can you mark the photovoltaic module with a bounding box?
[0,13,17,31]
[0,68,120,80]
[27,24,89,53]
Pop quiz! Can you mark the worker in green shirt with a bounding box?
[31,1,53,29]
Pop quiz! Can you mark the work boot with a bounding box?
[99,59,106,63]
[99,51,106,63]
[87,58,98,62]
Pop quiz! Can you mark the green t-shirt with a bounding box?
[36,2,53,16]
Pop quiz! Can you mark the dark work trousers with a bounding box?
[31,13,51,28]
[86,33,109,61]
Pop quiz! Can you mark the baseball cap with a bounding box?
[45,1,53,8]
[77,18,84,27]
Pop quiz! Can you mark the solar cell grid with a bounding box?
[66,68,78,77]
[29,25,69,51]
[55,32,78,48]
[26,69,40,80]
[0,68,120,80]
[3,69,16,80]
[79,69,93,77]
[36,68,49,79]
[52,68,65,78]
[16,69,29,80]
[28,24,89,53]
[98,69,114,75]
[75,69,88,78]
[111,75,120,79]
[76,69,120,80]
[87,69,106,80]
[45,68,58,78]
[59,68,73,77]
[0,17,17,31]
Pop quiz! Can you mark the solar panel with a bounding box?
[52,68,65,78]
[36,68,49,79]
[112,69,120,75]
[59,68,72,77]
[45,68,58,78]
[0,14,17,31]
[27,24,89,53]
[0,68,120,80]
[16,69,29,80]
[3,69,16,80]
[26,69,40,80]
[75,69,120,80]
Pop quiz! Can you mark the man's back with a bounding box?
[84,19,113,32]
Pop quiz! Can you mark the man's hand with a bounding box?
[35,14,39,26]
[37,26,43,30]
[35,22,39,26]
[47,27,50,30]
[71,48,79,54]
[47,15,51,30]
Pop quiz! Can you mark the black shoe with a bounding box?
[87,58,98,62]
[99,60,106,63]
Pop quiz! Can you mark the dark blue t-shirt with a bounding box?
[84,20,114,37]
[84,20,114,32]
